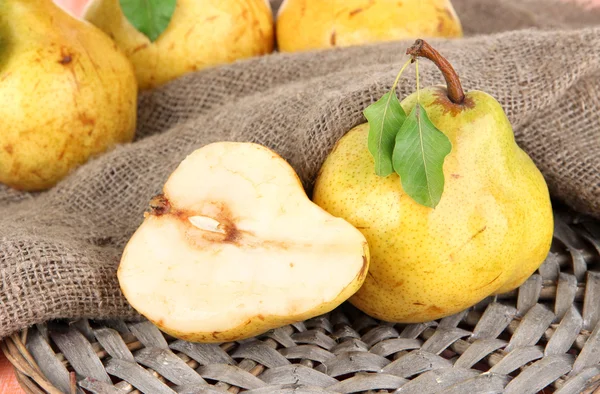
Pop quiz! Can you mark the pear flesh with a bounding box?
[84,0,275,90]
[276,0,463,52]
[313,86,553,323]
[119,142,369,342]
[0,0,137,191]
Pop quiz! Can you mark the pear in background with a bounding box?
[313,40,553,323]
[84,0,275,90]
[0,0,137,191]
[276,0,463,52]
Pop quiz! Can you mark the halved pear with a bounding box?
[118,142,369,343]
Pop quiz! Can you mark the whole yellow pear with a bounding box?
[312,41,553,323]
[276,0,463,52]
[0,0,137,191]
[84,0,275,90]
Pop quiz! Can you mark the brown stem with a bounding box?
[148,194,170,216]
[406,39,465,105]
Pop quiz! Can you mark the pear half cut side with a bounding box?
[118,142,369,342]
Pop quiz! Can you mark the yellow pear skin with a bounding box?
[276,0,463,53]
[84,0,275,90]
[0,0,137,191]
[313,86,553,323]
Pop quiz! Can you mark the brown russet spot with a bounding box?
[185,26,196,39]
[79,113,96,126]
[428,305,443,314]
[437,17,445,33]
[451,174,462,179]
[349,0,375,17]
[449,226,488,261]
[4,145,13,154]
[58,147,67,161]
[413,302,425,306]
[59,55,72,65]
[349,7,363,17]
[257,314,265,321]
[357,253,369,279]
[205,15,218,22]
[393,279,404,288]
[433,87,474,116]
[475,272,503,290]
[58,47,73,65]
[289,263,294,268]
[31,169,44,179]
[330,30,337,46]
[367,271,380,286]
[131,43,149,54]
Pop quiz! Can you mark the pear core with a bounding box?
[118,142,369,342]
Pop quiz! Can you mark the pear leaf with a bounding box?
[119,0,176,42]
[364,91,407,177]
[392,103,452,208]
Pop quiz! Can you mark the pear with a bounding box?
[0,0,137,191]
[276,0,462,53]
[84,0,275,90]
[119,142,369,342]
[312,40,553,323]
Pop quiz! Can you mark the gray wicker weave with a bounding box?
[2,206,600,394]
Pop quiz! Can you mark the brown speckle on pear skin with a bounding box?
[330,30,337,46]
[58,147,67,161]
[59,55,72,65]
[349,7,363,17]
[428,305,443,314]
[78,113,96,126]
[367,271,380,286]
[131,43,149,54]
[475,272,503,290]
[437,17,445,33]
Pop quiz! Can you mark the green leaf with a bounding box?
[392,103,452,208]
[119,0,176,42]
[364,91,407,177]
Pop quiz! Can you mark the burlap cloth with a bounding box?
[1,0,599,340]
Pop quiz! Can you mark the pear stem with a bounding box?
[406,39,465,105]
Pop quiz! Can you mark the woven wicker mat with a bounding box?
[3,206,600,393]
